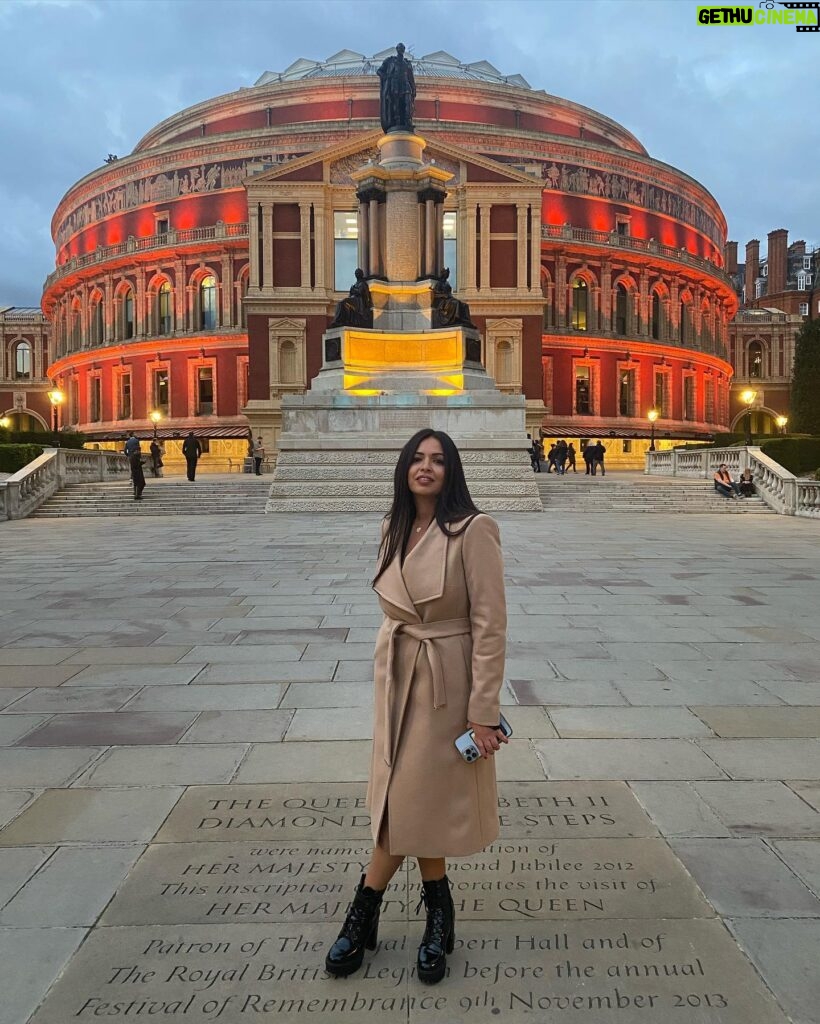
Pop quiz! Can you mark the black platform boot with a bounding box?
[416,875,455,984]
[325,874,384,977]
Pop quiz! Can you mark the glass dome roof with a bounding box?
[254,48,531,90]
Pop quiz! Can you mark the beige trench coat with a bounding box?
[366,513,507,858]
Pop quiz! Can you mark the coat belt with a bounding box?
[383,617,471,766]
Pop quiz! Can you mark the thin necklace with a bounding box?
[415,517,433,533]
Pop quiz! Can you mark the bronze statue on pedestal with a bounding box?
[432,268,475,328]
[377,43,416,134]
[330,268,373,328]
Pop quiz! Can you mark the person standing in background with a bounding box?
[182,431,202,482]
[253,437,265,476]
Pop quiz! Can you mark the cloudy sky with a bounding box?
[1,0,817,306]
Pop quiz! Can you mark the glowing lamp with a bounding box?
[48,389,65,407]
[647,407,659,452]
[741,389,756,407]
[776,415,788,435]
[0,417,10,430]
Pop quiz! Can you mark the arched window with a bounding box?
[123,288,134,340]
[280,340,298,384]
[91,298,103,346]
[571,279,588,331]
[158,282,172,334]
[15,341,32,379]
[200,275,217,330]
[748,340,763,379]
[651,292,661,341]
[496,340,513,385]
[679,300,690,345]
[615,284,628,336]
[71,305,82,349]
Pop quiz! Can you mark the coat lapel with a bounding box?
[373,550,418,619]
[401,522,448,606]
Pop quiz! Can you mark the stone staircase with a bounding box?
[267,447,541,512]
[30,475,269,518]
[536,472,775,514]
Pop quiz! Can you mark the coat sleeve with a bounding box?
[462,514,507,725]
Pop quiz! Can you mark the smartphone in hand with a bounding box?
[454,714,513,763]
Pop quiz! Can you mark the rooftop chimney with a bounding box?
[767,228,788,294]
[725,241,738,275]
[745,239,760,305]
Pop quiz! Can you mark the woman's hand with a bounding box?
[469,722,509,759]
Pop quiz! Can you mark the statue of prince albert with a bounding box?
[377,43,416,134]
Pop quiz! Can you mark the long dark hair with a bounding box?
[373,429,481,586]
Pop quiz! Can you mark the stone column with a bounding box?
[314,202,327,290]
[104,275,114,344]
[555,255,567,328]
[248,204,260,289]
[479,203,491,291]
[465,203,477,290]
[369,199,381,278]
[174,260,185,332]
[262,203,274,290]
[638,268,649,337]
[222,254,233,326]
[436,204,445,277]
[600,261,612,326]
[358,203,369,276]
[384,189,419,281]
[530,205,541,293]
[425,199,436,278]
[299,202,312,288]
[136,269,146,337]
[517,204,528,290]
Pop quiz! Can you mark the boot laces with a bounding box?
[340,891,379,944]
[416,890,447,949]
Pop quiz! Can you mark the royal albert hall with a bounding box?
[43,48,736,469]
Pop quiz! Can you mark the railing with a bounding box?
[645,445,820,519]
[44,222,249,290]
[0,448,130,521]
[541,224,731,283]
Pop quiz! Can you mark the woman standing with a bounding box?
[325,429,508,985]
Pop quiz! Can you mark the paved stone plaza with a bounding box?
[0,509,819,1023]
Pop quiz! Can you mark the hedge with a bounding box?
[760,437,820,477]
[0,444,44,474]
[0,429,87,449]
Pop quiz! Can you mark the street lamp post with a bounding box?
[647,408,659,452]
[150,410,161,440]
[776,415,788,436]
[47,389,65,446]
[0,416,10,432]
[741,389,756,447]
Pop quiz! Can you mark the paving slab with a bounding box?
[74,744,248,787]
[0,788,183,846]
[728,919,820,1024]
[0,845,143,925]
[692,781,820,836]
[614,678,783,706]
[0,665,83,687]
[235,740,371,783]
[693,706,820,737]
[0,846,52,907]
[0,926,87,1024]
[28,920,788,1024]
[771,840,820,896]
[278,682,373,708]
[285,706,373,741]
[0,789,38,828]
[17,711,198,747]
[195,661,337,683]
[2,686,140,713]
[180,710,293,744]
[533,739,726,780]
[155,781,657,844]
[697,739,820,780]
[790,783,820,811]
[628,782,733,838]
[63,665,204,687]
[670,838,820,917]
[0,747,102,788]
[101,837,710,926]
[63,646,192,665]
[509,679,627,705]
[124,683,287,711]
[0,649,78,666]
[0,714,51,745]
[550,707,712,738]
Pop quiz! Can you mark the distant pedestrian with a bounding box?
[546,444,557,473]
[566,443,577,473]
[182,431,203,482]
[583,444,594,475]
[129,451,145,501]
[124,432,140,457]
[149,440,163,478]
[554,439,568,475]
[253,436,265,476]
[592,440,607,477]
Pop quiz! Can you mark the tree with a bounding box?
[790,318,820,435]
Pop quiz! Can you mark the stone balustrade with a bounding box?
[645,445,820,519]
[0,448,130,521]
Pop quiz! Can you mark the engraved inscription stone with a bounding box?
[102,838,710,927]
[30,921,789,1023]
[154,782,657,844]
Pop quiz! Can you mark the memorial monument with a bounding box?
[266,45,540,512]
